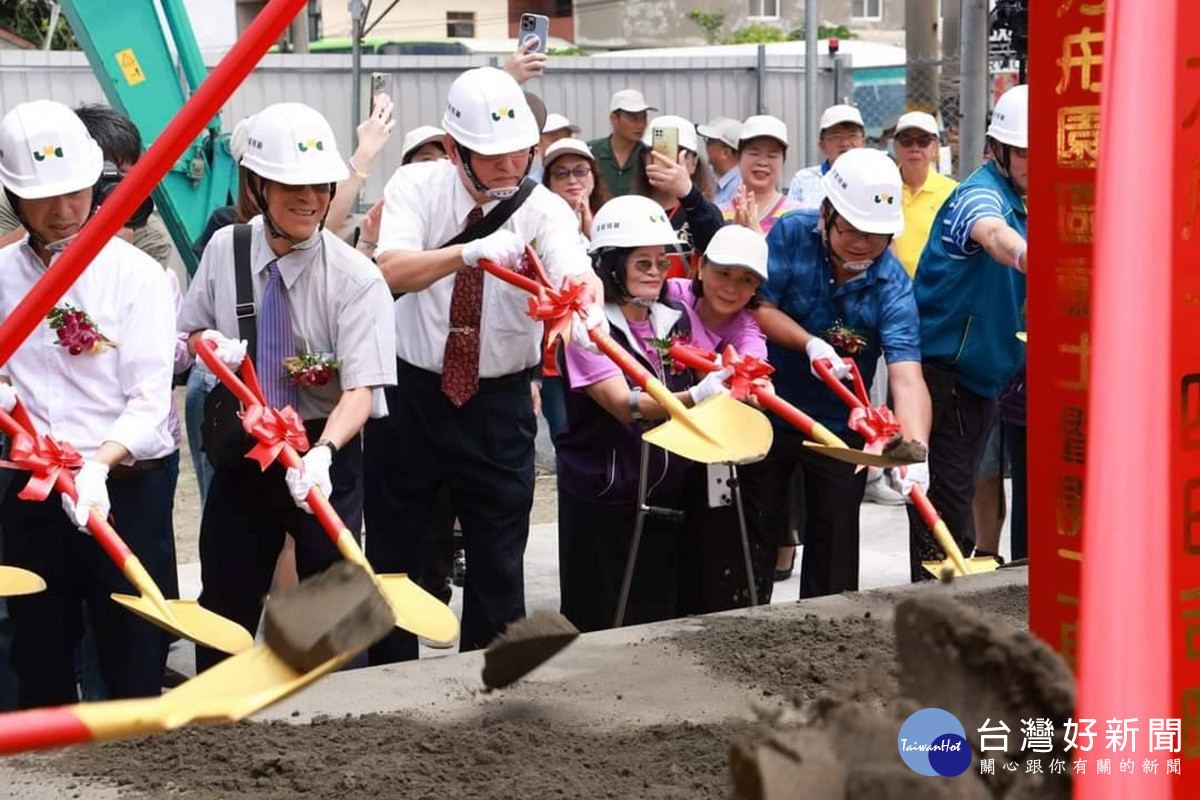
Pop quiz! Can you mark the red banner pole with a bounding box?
[0,0,307,368]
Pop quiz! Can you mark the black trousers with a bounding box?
[195,419,362,672]
[677,464,776,614]
[2,465,175,707]
[364,361,535,662]
[558,485,683,633]
[419,484,457,605]
[739,428,868,598]
[906,364,997,581]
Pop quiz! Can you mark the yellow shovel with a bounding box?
[0,403,253,655]
[477,252,773,465]
[0,566,45,597]
[195,341,460,646]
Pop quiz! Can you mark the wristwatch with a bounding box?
[628,386,645,422]
[314,439,339,456]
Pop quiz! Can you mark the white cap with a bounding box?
[609,89,656,113]
[401,125,446,163]
[641,115,700,153]
[696,117,742,149]
[703,225,768,281]
[542,113,581,135]
[895,111,939,136]
[542,137,594,167]
[738,115,789,148]
[819,104,865,132]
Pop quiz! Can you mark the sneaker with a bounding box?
[863,476,906,506]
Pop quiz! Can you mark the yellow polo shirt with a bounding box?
[894,170,958,279]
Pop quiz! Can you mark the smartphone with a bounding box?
[652,125,679,162]
[519,13,550,54]
[369,72,393,116]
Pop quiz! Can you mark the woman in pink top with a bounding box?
[720,115,801,235]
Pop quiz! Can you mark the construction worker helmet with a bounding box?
[0,100,104,200]
[987,84,1028,149]
[442,67,539,156]
[241,103,349,185]
[821,148,905,236]
[588,195,681,253]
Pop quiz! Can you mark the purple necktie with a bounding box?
[257,260,300,410]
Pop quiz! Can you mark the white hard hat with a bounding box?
[0,100,104,200]
[609,89,656,113]
[400,125,446,163]
[895,111,940,136]
[641,115,700,153]
[241,103,349,185]
[987,84,1028,148]
[704,224,768,281]
[230,116,254,163]
[821,148,905,236]
[819,104,864,132]
[738,115,789,148]
[589,195,681,253]
[542,113,581,135]
[442,67,539,156]
[696,118,742,149]
[542,138,595,167]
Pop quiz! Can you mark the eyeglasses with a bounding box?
[895,133,936,148]
[550,164,593,181]
[822,131,864,145]
[629,257,674,273]
[830,218,889,245]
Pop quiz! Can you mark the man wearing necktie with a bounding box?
[181,104,396,671]
[367,67,602,662]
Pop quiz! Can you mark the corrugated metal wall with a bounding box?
[0,50,837,206]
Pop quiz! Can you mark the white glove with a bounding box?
[0,381,16,414]
[805,338,850,381]
[569,303,608,354]
[200,330,248,370]
[461,229,525,268]
[285,444,334,514]
[61,460,110,530]
[688,367,733,406]
[885,460,930,501]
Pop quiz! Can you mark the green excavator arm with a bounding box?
[61,0,237,275]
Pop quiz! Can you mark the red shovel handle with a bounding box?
[476,258,545,297]
[812,358,865,410]
[909,484,942,534]
[0,707,92,755]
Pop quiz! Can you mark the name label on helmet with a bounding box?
[828,168,849,190]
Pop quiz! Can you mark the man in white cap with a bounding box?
[401,125,448,165]
[588,88,656,197]
[697,117,743,207]
[891,111,956,279]
[785,103,866,209]
[531,113,581,182]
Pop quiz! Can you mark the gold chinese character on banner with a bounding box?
[1061,405,1086,465]
[1055,258,1091,318]
[1056,28,1104,94]
[1056,333,1090,392]
[1057,183,1095,243]
[1057,0,1105,16]
[1057,106,1100,168]
[1184,157,1200,241]
[1183,57,1200,129]
[1057,475,1084,537]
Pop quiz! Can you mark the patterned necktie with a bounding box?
[441,207,486,407]
[257,260,300,410]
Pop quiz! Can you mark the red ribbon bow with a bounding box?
[848,404,901,454]
[524,275,589,347]
[719,345,775,401]
[9,430,83,502]
[241,404,310,470]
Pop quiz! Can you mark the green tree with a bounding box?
[0,1,76,50]
[723,23,786,45]
[687,9,726,45]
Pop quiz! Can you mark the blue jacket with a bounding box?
[763,210,922,434]
[913,160,1027,398]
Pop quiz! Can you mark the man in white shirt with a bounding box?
[367,67,600,662]
[181,103,397,671]
[697,117,743,207]
[786,104,867,209]
[0,101,176,707]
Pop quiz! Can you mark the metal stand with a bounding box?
[614,440,684,628]
[727,466,758,607]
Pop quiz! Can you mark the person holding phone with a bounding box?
[588,89,655,198]
[631,115,723,259]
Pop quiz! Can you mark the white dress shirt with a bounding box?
[377,159,591,378]
[179,217,397,421]
[0,236,175,462]
[786,162,830,209]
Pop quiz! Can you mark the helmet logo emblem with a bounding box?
[873,193,894,205]
[32,145,64,162]
[297,138,325,153]
[490,108,517,122]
